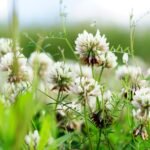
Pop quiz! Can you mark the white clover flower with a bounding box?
[103,90,113,109]
[0,38,12,56]
[105,51,117,68]
[122,53,128,64]
[0,38,22,57]
[25,130,40,147]
[67,62,92,78]
[116,65,142,81]
[132,87,150,121]
[133,108,150,121]
[0,52,26,71]
[71,76,101,98]
[0,52,32,83]
[0,52,32,103]
[57,101,81,117]
[48,62,73,91]
[75,30,109,66]
[90,90,113,110]
[29,51,53,80]
[1,81,30,103]
[133,88,150,108]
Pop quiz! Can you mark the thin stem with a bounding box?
[55,89,61,111]
[84,100,93,150]
[98,66,104,83]
[96,129,102,150]
[129,10,135,59]
[91,65,95,79]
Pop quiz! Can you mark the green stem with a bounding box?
[96,129,102,150]
[98,66,104,83]
[91,65,95,79]
[84,100,93,150]
[55,90,61,111]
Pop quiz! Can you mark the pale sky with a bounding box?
[0,0,150,27]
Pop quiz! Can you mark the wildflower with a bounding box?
[75,30,109,66]
[0,38,12,56]
[0,38,21,57]
[103,90,113,109]
[72,76,101,99]
[116,65,142,81]
[132,88,150,121]
[0,52,32,83]
[25,130,40,148]
[132,88,150,108]
[29,52,53,80]
[105,51,117,68]
[122,53,128,64]
[56,102,82,132]
[68,62,92,78]
[48,62,73,91]
[0,52,32,103]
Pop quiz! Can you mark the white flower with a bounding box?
[133,88,150,108]
[29,51,53,80]
[25,135,31,145]
[0,52,32,103]
[57,101,81,117]
[0,52,32,83]
[105,51,117,68]
[122,53,128,64]
[71,76,101,98]
[75,30,109,66]
[0,38,21,57]
[67,62,92,78]
[116,65,142,81]
[132,88,150,121]
[25,130,40,147]
[133,109,150,121]
[48,62,73,91]
[0,38,12,56]
[32,130,40,145]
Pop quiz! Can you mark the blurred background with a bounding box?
[0,0,150,62]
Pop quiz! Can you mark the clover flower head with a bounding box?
[72,76,101,98]
[75,30,109,66]
[68,62,93,78]
[29,52,53,80]
[132,87,150,121]
[0,52,32,83]
[0,38,22,57]
[0,52,32,103]
[116,65,142,81]
[105,51,117,68]
[48,62,73,91]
